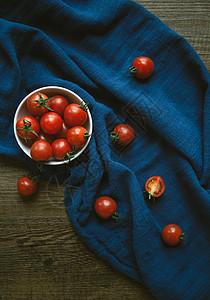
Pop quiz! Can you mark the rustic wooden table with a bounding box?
[0,1,209,299]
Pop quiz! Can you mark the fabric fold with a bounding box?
[0,0,209,299]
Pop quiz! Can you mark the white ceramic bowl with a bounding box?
[13,86,93,165]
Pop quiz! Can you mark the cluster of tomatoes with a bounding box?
[16,92,90,162]
[17,57,186,247]
[16,92,90,197]
[95,176,186,247]
[95,57,186,247]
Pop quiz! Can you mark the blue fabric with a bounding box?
[0,0,209,298]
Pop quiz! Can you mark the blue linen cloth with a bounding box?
[0,0,209,298]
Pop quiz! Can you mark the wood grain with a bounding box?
[0,1,209,299]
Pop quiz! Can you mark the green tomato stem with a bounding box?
[110,132,119,142]
[128,66,137,74]
[111,210,121,221]
[84,132,90,139]
[32,92,54,111]
[64,151,75,164]
[80,101,89,111]
[17,119,39,141]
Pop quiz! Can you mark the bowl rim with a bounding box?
[13,85,93,166]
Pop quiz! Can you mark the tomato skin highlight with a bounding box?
[27,92,52,117]
[55,121,71,139]
[161,224,183,246]
[95,196,117,219]
[33,130,54,144]
[111,124,134,145]
[16,115,40,140]
[50,95,69,116]
[67,126,89,147]
[17,176,38,196]
[64,103,88,127]
[130,56,154,79]
[30,140,53,162]
[40,112,63,135]
[52,139,72,160]
[145,176,165,199]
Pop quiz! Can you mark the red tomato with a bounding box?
[16,115,40,140]
[30,140,53,161]
[40,112,63,135]
[50,95,69,116]
[64,103,88,127]
[129,56,154,79]
[161,224,186,246]
[55,121,71,139]
[95,196,120,220]
[67,126,89,147]
[27,92,53,117]
[111,124,134,145]
[145,176,165,200]
[17,176,38,196]
[33,130,54,144]
[52,139,72,160]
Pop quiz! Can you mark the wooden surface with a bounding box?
[0,1,209,299]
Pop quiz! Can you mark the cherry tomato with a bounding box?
[111,124,135,145]
[33,130,54,144]
[27,92,53,117]
[30,140,53,161]
[55,121,71,139]
[16,115,40,140]
[67,126,89,147]
[129,56,154,79]
[17,176,38,196]
[52,139,72,160]
[40,112,63,135]
[64,103,88,127]
[95,196,120,220]
[145,176,165,200]
[50,95,69,116]
[161,224,186,246]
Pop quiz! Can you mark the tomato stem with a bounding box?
[111,210,121,221]
[79,101,89,111]
[110,132,119,142]
[17,119,39,141]
[128,66,137,74]
[64,151,75,164]
[24,162,45,186]
[179,233,188,242]
[27,174,40,183]
[84,132,90,139]
[147,192,156,203]
[31,92,54,111]
[37,161,46,173]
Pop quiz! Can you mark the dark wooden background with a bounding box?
[0,1,209,299]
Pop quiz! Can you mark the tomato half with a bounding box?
[50,95,69,116]
[64,103,88,127]
[30,140,53,162]
[17,176,38,196]
[52,139,72,160]
[161,224,186,246]
[145,176,165,200]
[129,56,154,79]
[95,196,120,220]
[111,124,135,145]
[40,112,63,135]
[16,115,40,140]
[27,92,53,117]
[67,126,89,147]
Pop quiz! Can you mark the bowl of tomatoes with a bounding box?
[13,86,93,165]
